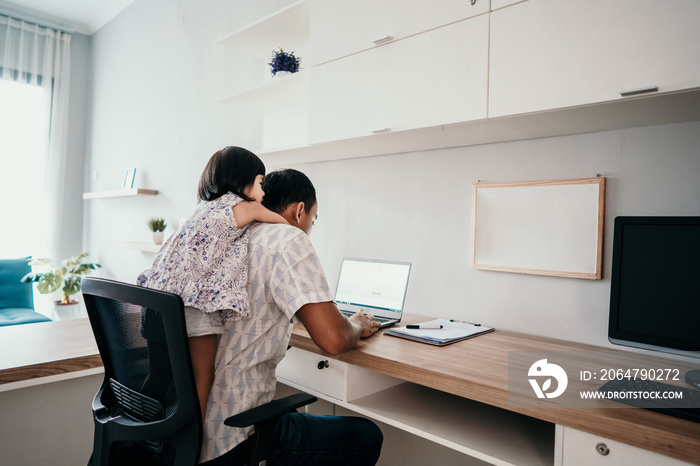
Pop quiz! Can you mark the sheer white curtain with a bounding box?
[0,14,71,260]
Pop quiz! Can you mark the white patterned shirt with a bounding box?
[199,222,333,462]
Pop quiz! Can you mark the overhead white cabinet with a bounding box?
[308,16,489,144]
[218,0,700,164]
[218,0,309,59]
[308,0,488,66]
[489,0,700,118]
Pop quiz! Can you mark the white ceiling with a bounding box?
[0,0,136,35]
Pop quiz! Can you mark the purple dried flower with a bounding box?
[268,48,301,76]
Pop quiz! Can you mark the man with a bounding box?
[198,168,383,465]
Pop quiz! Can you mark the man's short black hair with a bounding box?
[197,146,265,202]
[262,169,317,214]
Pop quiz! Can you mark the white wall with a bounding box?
[61,32,91,261]
[84,0,287,277]
[84,0,700,349]
[292,124,700,348]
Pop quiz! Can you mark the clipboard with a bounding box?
[384,318,494,346]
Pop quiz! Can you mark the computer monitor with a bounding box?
[608,216,700,359]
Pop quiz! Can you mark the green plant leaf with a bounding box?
[69,263,101,275]
[63,276,82,298]
[64,252,89,267]
[147,217,166,232]
[25,253,98,293]
[27,258,52,266]
[21,272,41,283]
[37,272,63,294]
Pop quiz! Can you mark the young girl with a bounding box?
[137,146,286,419]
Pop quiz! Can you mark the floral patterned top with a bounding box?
[137,192,251,321]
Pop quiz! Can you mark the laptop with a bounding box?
[334,258,412,328]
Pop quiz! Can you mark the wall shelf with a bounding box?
[122,241,161,253]
[217,69,309,113]
[82,188,158,200]
[217,0,309,58]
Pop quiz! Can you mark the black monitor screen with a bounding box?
[609,216,700,353]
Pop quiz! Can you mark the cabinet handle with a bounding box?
[470,0,478,4]
[595,443,610,456]
[317,360,329,370]
[371,128,391,134]
[371,35,394,46]
[620,86,658,97]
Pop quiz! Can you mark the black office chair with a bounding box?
[83,277,316,466]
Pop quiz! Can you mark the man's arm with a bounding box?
[188,334,218,423]
[296,302,379,355]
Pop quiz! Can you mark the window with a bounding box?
[0,79,49,258]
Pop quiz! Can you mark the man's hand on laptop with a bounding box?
[350,309,381,338]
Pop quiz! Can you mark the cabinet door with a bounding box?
[309,0,488,65]
[489,0,700,118]
[308,16,488,144]
[559,427,689,466]
[276,347,347,401]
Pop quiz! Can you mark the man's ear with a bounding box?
[295,202,306,222]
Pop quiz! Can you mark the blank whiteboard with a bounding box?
[471,178,605,280]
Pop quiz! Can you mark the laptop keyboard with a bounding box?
[597,378,700,423]
[340,311,396,324]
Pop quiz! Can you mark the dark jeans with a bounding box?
[202,413,383,465]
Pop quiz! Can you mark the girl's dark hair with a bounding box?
[261,169,316,214]
[197,146,266,202]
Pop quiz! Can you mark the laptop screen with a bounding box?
[334,258,411,316]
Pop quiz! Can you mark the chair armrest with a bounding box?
[224,393,317,428]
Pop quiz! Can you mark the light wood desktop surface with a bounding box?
[289,314,700,465]
[0,319,100,385]
[1,315,698,463]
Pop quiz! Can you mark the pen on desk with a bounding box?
[450,319,480,326]
[406,324,443,329]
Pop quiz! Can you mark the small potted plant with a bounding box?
[268,48,301,77]
[147,217,167,245]
[22,253,101,305]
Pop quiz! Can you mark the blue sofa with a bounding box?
[0,257,52,326]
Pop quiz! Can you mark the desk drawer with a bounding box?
[276,347,346,401]
[558,426,690,466]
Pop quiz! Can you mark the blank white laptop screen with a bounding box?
[334,258,411,324]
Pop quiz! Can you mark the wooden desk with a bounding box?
[282,314,700,465]
[0,319,102,465]
[0,319,101,386]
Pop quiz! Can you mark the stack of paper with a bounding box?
[385,318,494,346]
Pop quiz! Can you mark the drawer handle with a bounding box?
[596,443,610,456]
[371,127,391,134]
[620,86,658,97]
[317,360,329,370]
[371,35,394,46]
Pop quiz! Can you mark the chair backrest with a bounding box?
[82,277,202,465]
[0,257,33,310]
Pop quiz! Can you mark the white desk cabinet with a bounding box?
[489,0,700,118]
[276,347,555,466]
[556,426,692,466]
[308,0,488,66]
[308,15,489,144]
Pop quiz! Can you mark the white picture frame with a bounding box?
[471,177,606,280]
[123,168,136,188]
